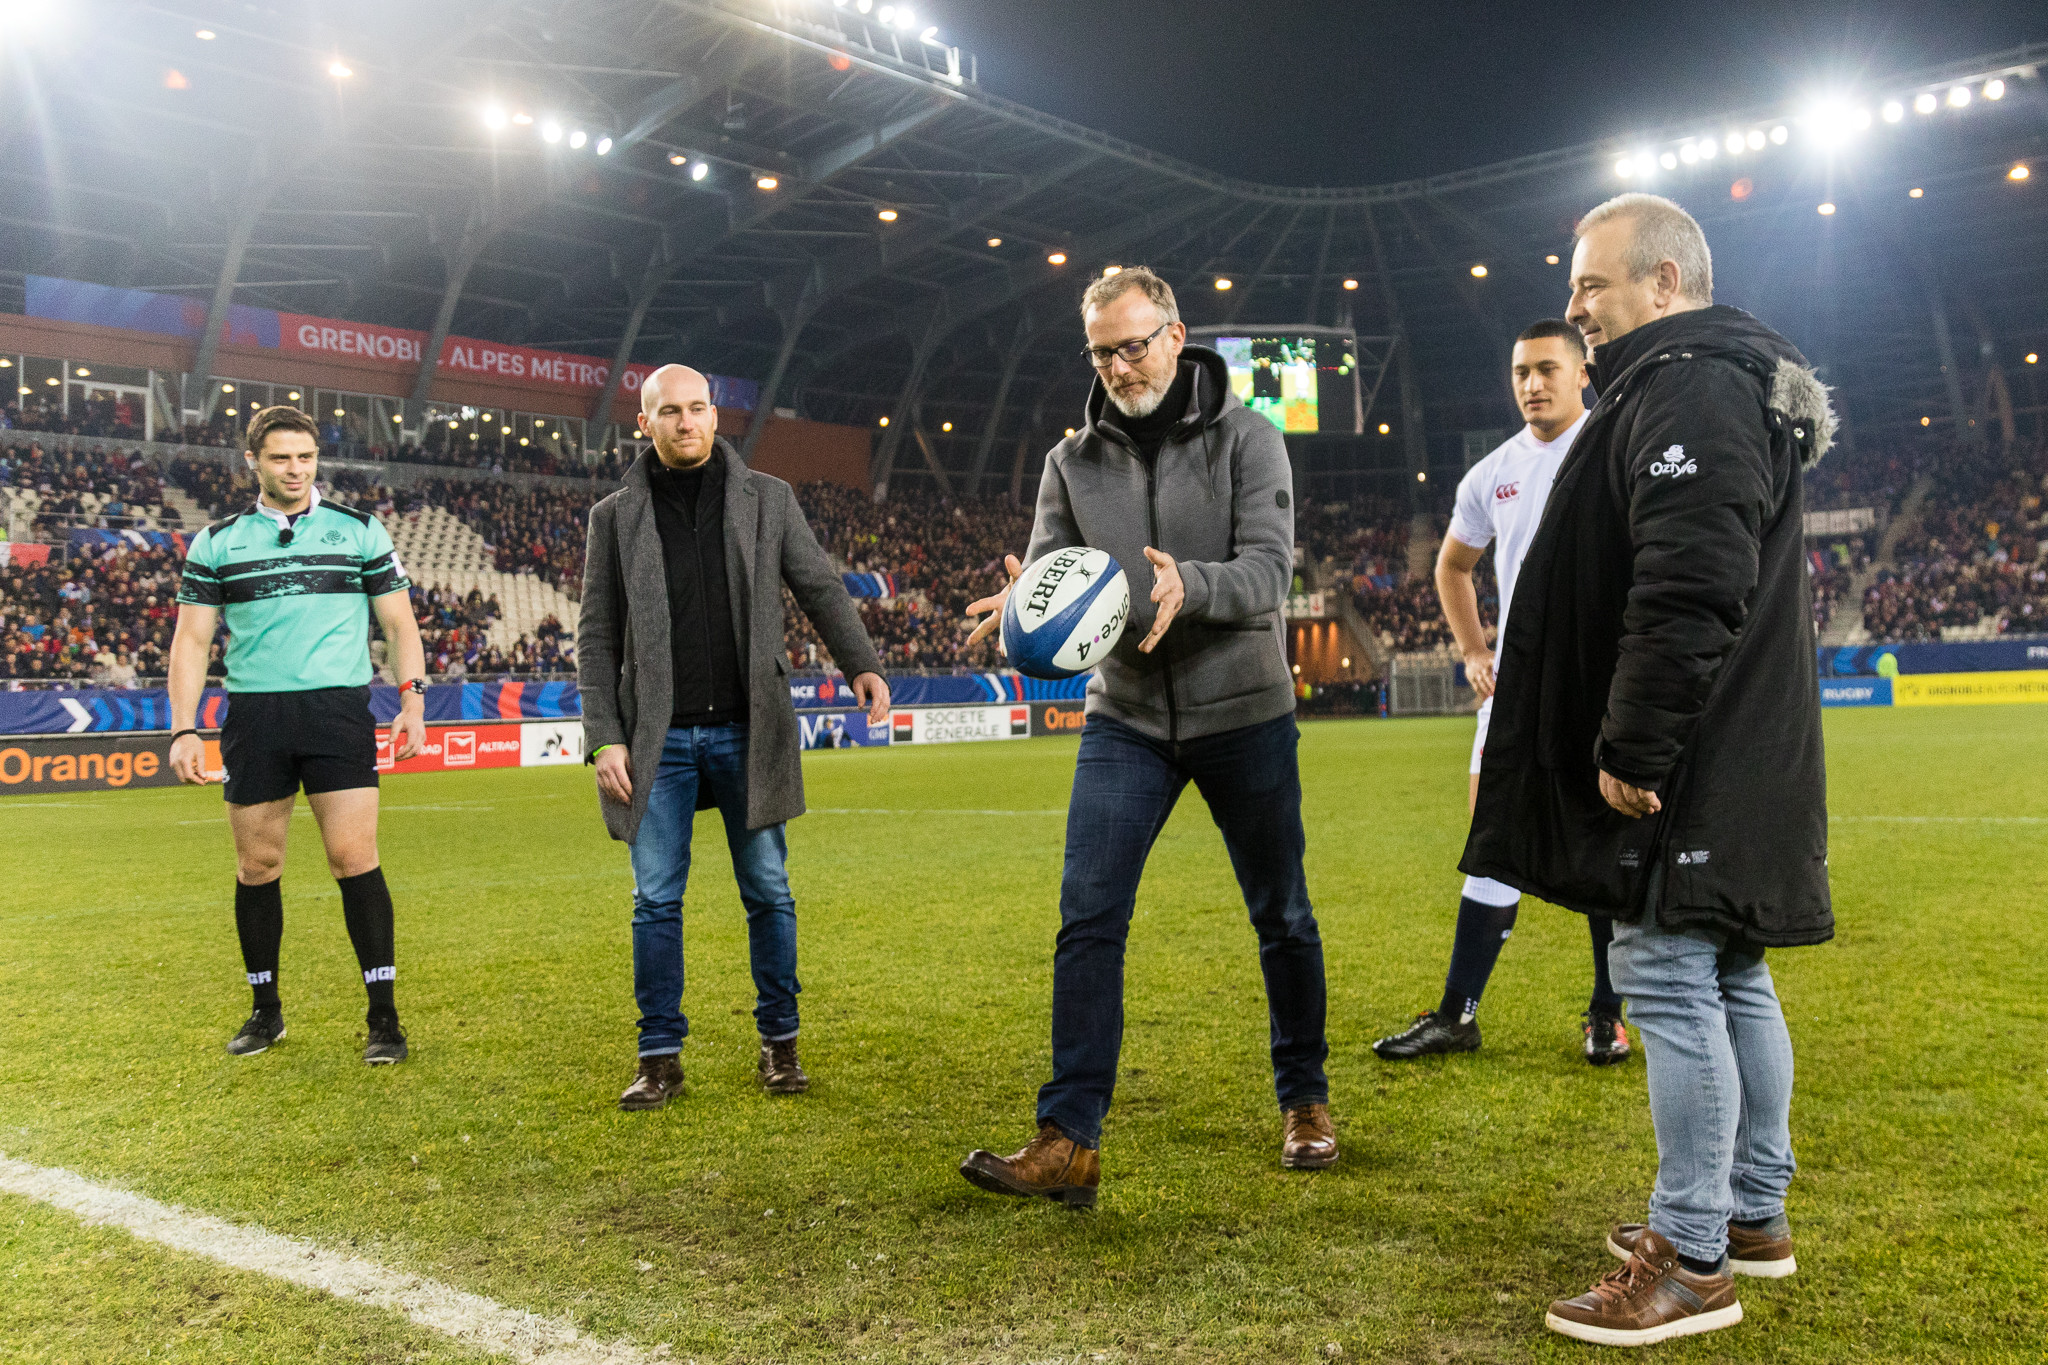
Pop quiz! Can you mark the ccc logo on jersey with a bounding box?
[322,528,346,545]
[1492,481,1521,503]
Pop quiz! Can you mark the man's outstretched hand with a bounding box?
[1137,546,1182,654]
[965,554,1023,652]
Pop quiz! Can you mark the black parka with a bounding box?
[1459,306,1835,947]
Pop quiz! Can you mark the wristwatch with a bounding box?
[398,677,428,697]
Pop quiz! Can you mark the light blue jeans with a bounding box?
[627,725,800,1056]
[1608,916,1797,1263]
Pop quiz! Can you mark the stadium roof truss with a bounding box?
[3,2,2045,496]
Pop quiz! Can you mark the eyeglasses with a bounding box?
[1080,322,1168,369]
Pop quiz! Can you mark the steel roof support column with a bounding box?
[870,327,940,500]
[407,209,500,419]
[589,252,667,449]
[186,175,276,421]
[968,315,1033,495]
[740,296,817,462]
[1363,206,1429,511]
[1924,282,1980,450]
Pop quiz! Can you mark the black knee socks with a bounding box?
[234,878,284,1010]
[1589,914,1622,1011]
[337,867,398,1017]
[1440,896,1519,1024]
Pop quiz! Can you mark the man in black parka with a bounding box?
[1458,194,1835,1348]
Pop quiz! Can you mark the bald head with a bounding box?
[638,363,718,468]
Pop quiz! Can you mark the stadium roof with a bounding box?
[3,2,2045,495]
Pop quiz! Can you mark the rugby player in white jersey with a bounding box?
[1373,319,1632,1066]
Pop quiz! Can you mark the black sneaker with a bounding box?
[363,1013,409,1066]
[1372,1009,1480,1060]
[226,1008,285,1056]
[1584,1005,1631,1066]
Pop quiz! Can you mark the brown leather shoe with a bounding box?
[618,1053,685,1111]
[1547,1225,1742,1346]
[1610,1216,1796,1278]
[758,1037,809,1094]
[959,1123,1099,1208]
[1280,1103,1338,1170]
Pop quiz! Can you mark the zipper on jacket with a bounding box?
[1145,455,1179,743]
[696,495,716,715]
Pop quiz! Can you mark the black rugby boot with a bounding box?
[226,1007,286,1056]
[1372,1009,1480,1060]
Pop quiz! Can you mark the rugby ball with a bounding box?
[1000,546,1130,680]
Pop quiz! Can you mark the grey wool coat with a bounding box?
[576,440,886,842]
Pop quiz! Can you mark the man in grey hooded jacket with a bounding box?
[958,267,1333,1208]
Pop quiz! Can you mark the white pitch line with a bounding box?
[1831,814,2045,825]
[0,1152,655,1365]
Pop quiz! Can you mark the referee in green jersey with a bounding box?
[168,405,428,1064]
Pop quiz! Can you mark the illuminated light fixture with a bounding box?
[669,153,687,165]
[1724,132,1744,155]
[0,358,9,366]
[164,68,189,89]
[986,236,1002,248]
[74,367,88,376]
[1064,427,1076,437]
[755,175,778,190]
[1985,78,2005,100]
[2011,164,2031,181]
[483,105,508,130]
[1697,137,1717,160]
[1947,85,1970,108]
[501,425,512,435]
[1881,100,1904,122]
[1680,143,1699,164]
[1614,157,1634,177]
[449,419,460,428]
[469,432,478,440]
[1469,264,1488,278]
[857,0,871,11]
[221,383,234,393]
[392,414,402,423]
[511,111,533,125]
[287,391,300,400]
[921,26,939,42]
[224,407,236,416]
[568,129,587,149]
[595,136,612,155]
[690,161,709,181]
[877,415,889,427]
[877,207,898,221]
[877,4,894,21]
[1746,129,1765,150]
[1416,471,1427,482]
[1214,277,1232,290]
[327,61,352,79]
[1659,151,1678,170]
[1101,264,1122,277]
[940,421,952,432]
[1913,92,1937,114]
[1378,422,1391,434]
[895,6,916,29]
[1853,108,1872,130]
[519,436,530,446]
[1769,125,1789,144]
[1920,416,1931,426]
[1909,186,1923,198]
[195,28,215,39]
[1817,202,1836,215]
[2026,353,2038,364]
[1342,278,1358,290]
[541,121,563,143]
[1545,254,1559,265]
[16,387,26,395]
[1047,252,1067,265]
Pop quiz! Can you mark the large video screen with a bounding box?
[1198,331,1358,434]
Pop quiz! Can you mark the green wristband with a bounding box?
[591,744,616,758]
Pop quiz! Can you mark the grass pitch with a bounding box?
[2,708,2044,1364]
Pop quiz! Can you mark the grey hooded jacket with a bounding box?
[1025,344,1296,741]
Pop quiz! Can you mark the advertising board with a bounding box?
[1028,701,1088,736]
[889,705,1031,745]
[0,732,205,794]
[799,712,891,749]
[376,722,522,774]
[520,720,585,766]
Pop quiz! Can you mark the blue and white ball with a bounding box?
[1001,546,1131,681]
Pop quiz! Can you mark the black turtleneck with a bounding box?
[1109,364,1195,462]
[647,449,747,728]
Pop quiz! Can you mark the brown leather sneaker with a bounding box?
[618,1053,685,1111]
[758,1037,809,1094]
[959,1123,1100,1208]
[1547,1226,1742,1346]
[1280,1103,1338,1170]
[1610,1216,1797,1278]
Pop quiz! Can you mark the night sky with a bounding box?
[944,1,2043,185]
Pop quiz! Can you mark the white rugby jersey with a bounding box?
[1446,410,1587,664]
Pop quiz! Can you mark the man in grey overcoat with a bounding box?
[578,364,890,1110]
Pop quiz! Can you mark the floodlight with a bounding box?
[1769,125,1788,144]
[224,408,236,417]
[1920,416,1930,426]
[1698,137,1716,160]
[512,112,533,125]
[1417,471,1427,482]
[1377,422,1390,435]
[986,236,1002,248]
[1947,86,1970,108]
[1909,187,1923,197]
[519,437,529,446]
[756,175,778,190]
[596,136,612,155]
[877,4,893,22]
[195,28,215,39]
[1545,254,1559,265]
[1214,277,1232,290]
[1047,252,1066,265]
[569,129,587,149]
[1101,264,1121,276]
[541,121,563,143]
[1680,143,1698,164]
[1342,278,1359,290]
[856,0,871,11]
[878,415,889,427]
[450,419,460,428]
[669,153,687,165]
[334,408,346,417]
[690,161,709,181]
[941,421,952,432]
[1469,264,1488,278]
[896,7,916,30]
[2026,353,2038,364]
[327,61,352,79]
[1817,202,1836,215]
[288,391,300,400]
[1914,92,1937,114]
[921,26,939,42]
[877,208,898,221]
[221,383,234,392]
[1881,100,1904,122]
[1746,129,1765,149]
[1985,78,2005,100]
[1659,151,1678,170]
[392,414,402,423]
[74,366,88,376]
[1724,132,1743,155]
[2013,164,2031,180]
[483,105,508,130]
[1614,157,1633,177]
[502,425,512,435]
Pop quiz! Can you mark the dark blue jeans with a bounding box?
[1037,712,1329,1147]
[627,725,800,1056]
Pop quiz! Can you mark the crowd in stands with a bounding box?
[2,440,177,535]
[1861,441,2048,640]
[0,541,192,684]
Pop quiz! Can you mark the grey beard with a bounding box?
[1108,377,1169,419]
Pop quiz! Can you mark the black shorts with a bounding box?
[219,686,379,806]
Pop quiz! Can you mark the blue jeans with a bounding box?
[627,725,800,1056]
[1608,916,1797,1263]
[1037,713,1329,1148]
